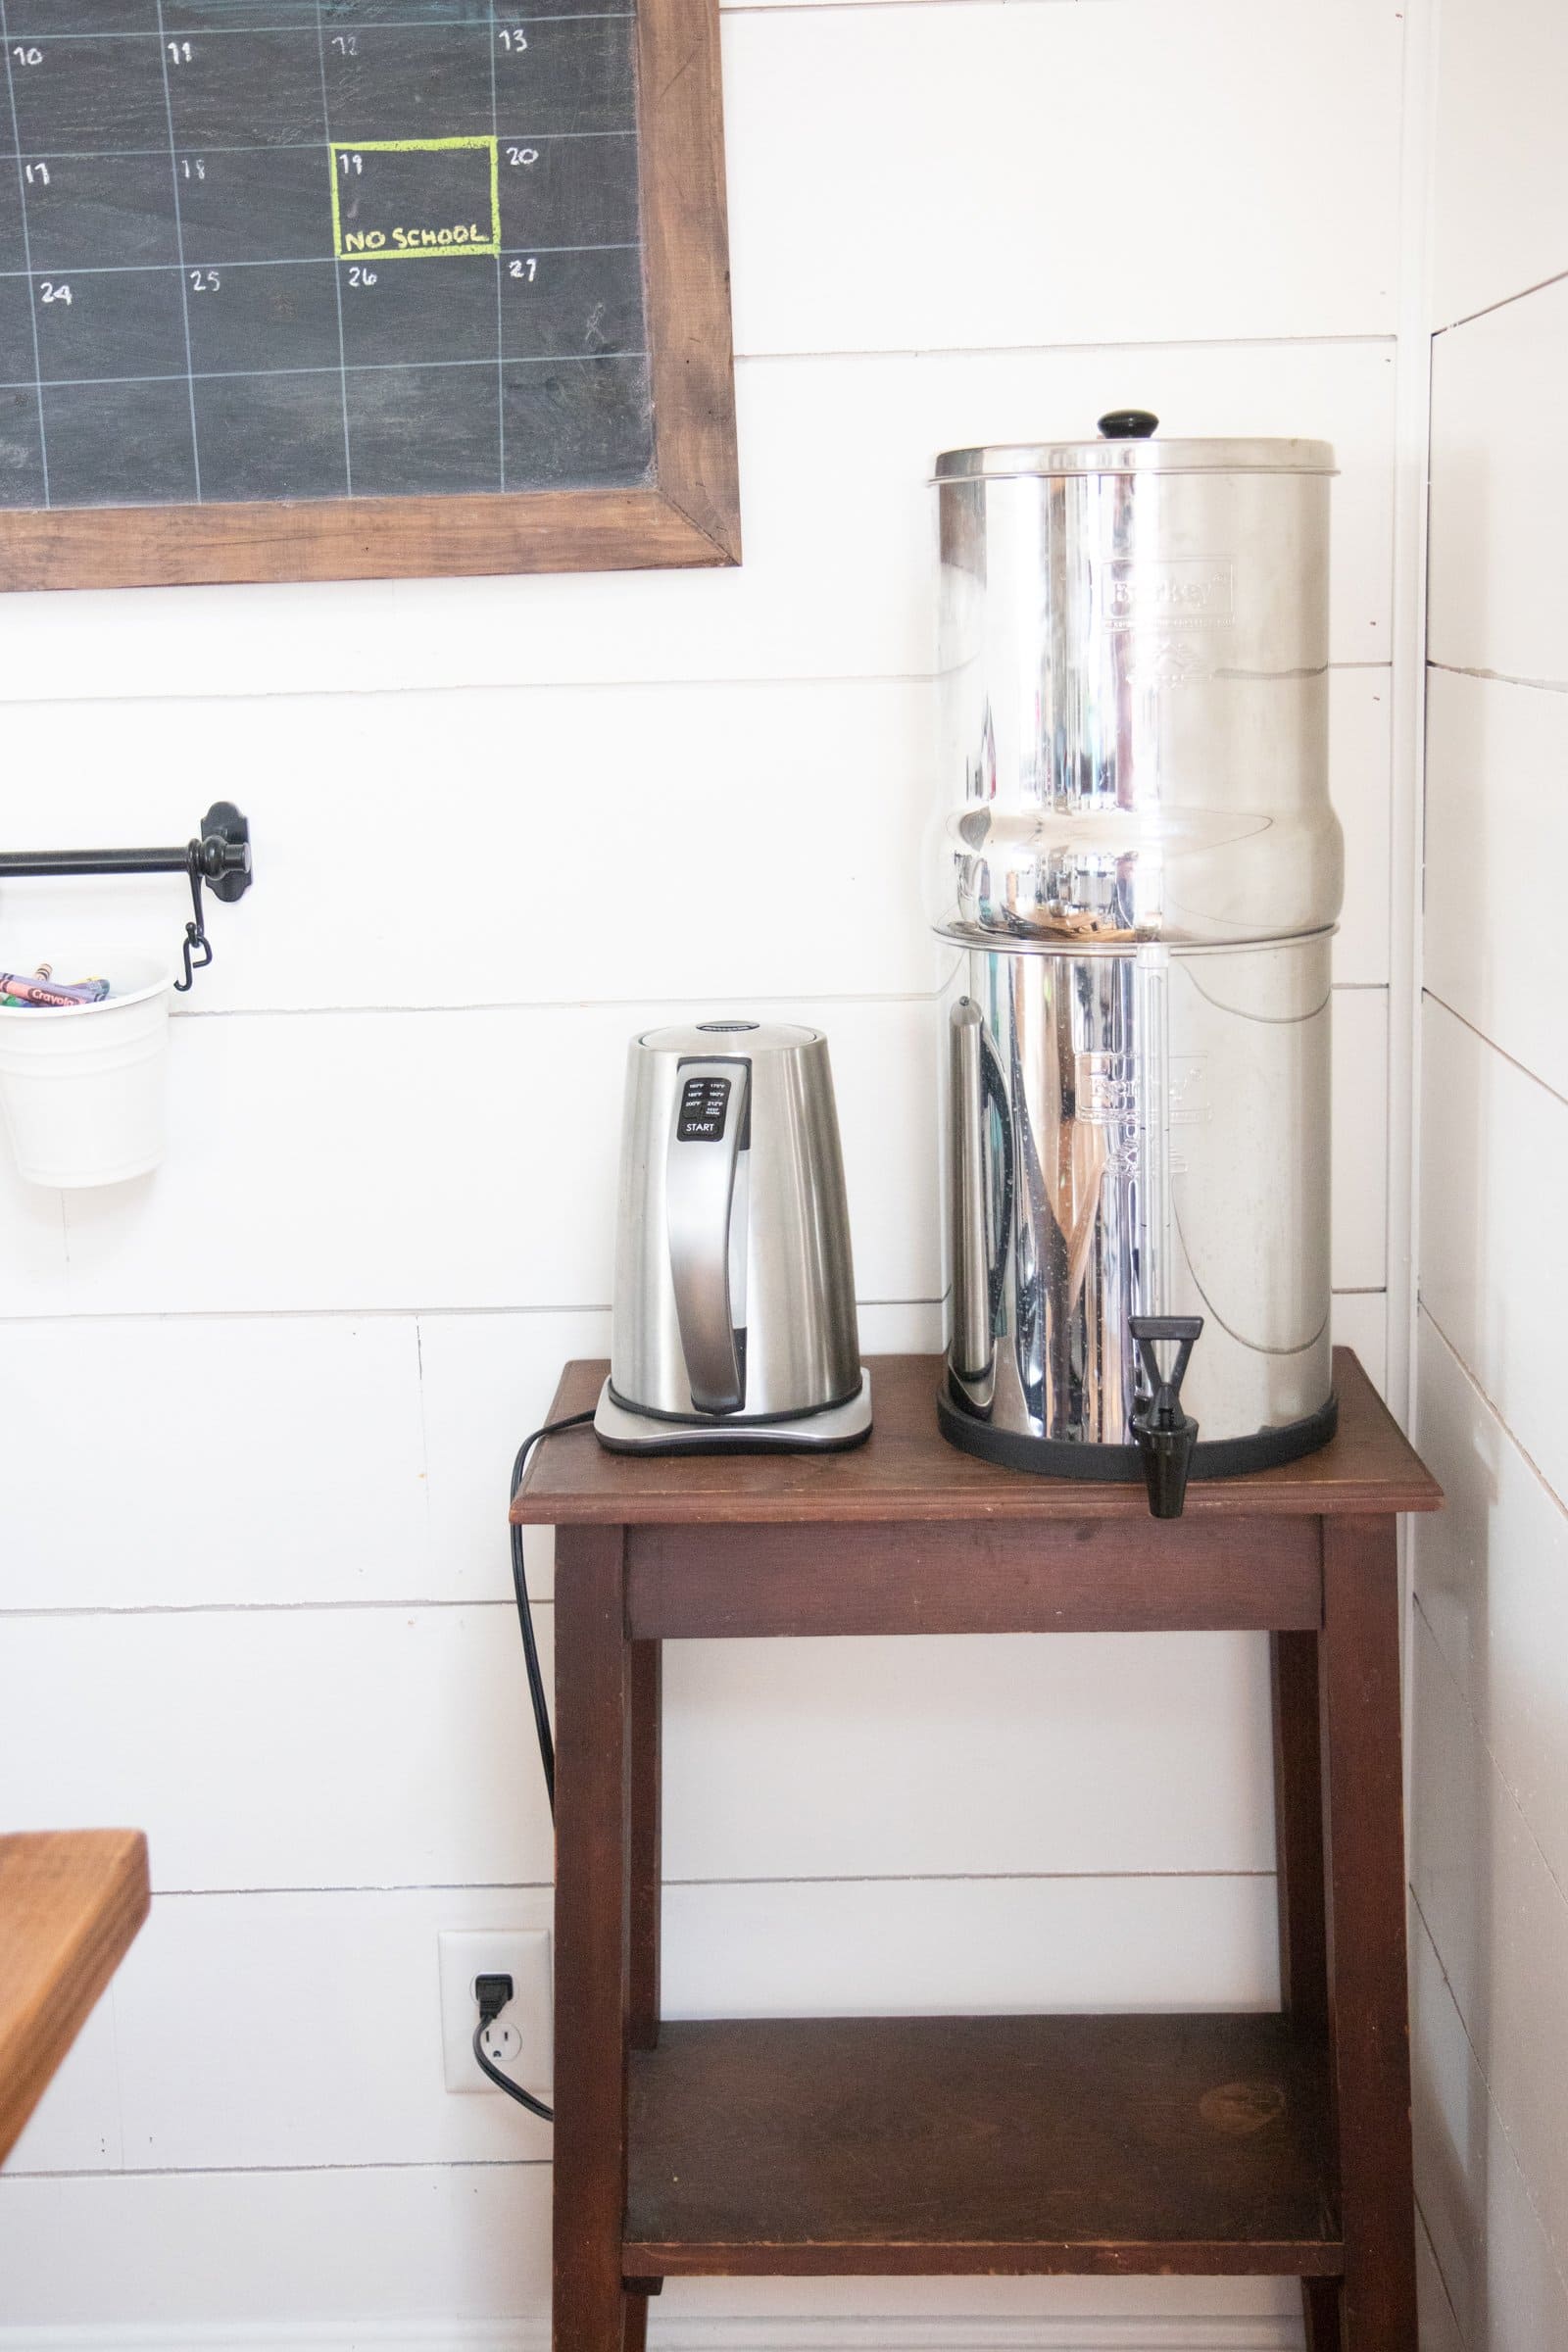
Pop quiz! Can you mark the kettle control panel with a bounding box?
[676,1073,732,1142]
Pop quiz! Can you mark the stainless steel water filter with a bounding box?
[596,1020,871,1453]
[933,412,1342,1509]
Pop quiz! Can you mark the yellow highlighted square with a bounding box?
[329,136,502,262]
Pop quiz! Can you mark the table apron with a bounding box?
[623,1516,1323,1639]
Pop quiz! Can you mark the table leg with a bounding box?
[1301,2278,1345,2352]
[623,2280,662,2351]
[553,1525,639,2352]
[1271,1628,1342,2352]
[1320,1514,1417,2350]
[1271,1629,1329,2034]
[630,1640,662,2051]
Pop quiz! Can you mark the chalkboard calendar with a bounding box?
[0,0,739,586]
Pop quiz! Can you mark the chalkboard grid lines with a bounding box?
[487,0,507,494]
[153,0,205,501]
[0,4,655,511]
[0,0,47,505]
[311,4,356,497]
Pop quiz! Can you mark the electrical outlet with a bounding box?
[437,1931,553,2100]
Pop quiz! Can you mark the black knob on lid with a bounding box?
[1098,409,1159,440]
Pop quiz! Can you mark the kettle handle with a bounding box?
[665,1058,749,1415]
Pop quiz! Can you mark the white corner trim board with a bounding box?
[0,2319,1303,2352]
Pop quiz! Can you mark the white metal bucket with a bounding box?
[0,956,173,1188]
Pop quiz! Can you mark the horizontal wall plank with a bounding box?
[0,340,1395,707]
[1429,276,1568,685]
[661,1630,1274,1880]
[1419,1000,1568,1508]
[2,1296,1366,1615]
[0,680,940,1013]
[1430,0,1568,330]
[0,1613,1274,1892]
[1414,1311,1568,1896]
[0,1608,554,1895]
[0,2176,1300,2338]
[0,2164,549,2332]
[1410,1612,1568,2284]
[723,1,1401,354]
[0,1301,588,1617]
[1410,1901,1568,2352]
[17,1000,941,1320]
[0,994,1385,1319]
[112,1888,556,2175]
[7,1875,1277,2181]
[0,1317,427,1613]
[0,667,1394,1016]
[663,1875,1278,2023]
[1426,666,1568,1102]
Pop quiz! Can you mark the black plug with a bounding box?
[475,1972,514,2029]
[470,1971,552,2121]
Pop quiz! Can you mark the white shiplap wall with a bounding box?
[1411,0,1568,2345]
[0,3,1411,2344]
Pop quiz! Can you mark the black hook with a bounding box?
[176,802,250,991]
[0,801,252,997]
[174,852,213,995]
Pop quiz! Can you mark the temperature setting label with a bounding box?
[676,1075,732,1142]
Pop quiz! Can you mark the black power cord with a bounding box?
[478,1408,597,2120]
[510,1409,596,1817]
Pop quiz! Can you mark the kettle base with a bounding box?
[936,1385,1338,1482]
[594,1373,873,1455]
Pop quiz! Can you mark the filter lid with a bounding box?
[935,411,1336,480]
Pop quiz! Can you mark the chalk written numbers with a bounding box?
[330,136,502,261]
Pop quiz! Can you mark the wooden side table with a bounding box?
[513,1349,1442,2352]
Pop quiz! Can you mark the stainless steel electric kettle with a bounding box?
[594,1020,871,1453]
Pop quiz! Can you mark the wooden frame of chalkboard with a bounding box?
[0,0,739,591]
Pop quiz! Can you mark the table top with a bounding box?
[514,1349,1442,1527]
[0,1830,150,2166]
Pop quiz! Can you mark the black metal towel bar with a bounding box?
[0,803,253,992]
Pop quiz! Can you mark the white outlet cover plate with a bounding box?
[437,1929,554,2098]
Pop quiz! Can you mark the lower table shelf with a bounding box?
[625,2013,1340,2279]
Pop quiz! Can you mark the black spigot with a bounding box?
[1128,1315,1203,1520]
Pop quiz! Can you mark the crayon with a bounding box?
[0,972,112,1007]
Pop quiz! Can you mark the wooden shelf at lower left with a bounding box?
[0,1829,150,2165]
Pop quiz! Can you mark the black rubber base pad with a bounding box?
[936,1387,1339,1482]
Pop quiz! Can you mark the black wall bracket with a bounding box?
[0,803,253,993]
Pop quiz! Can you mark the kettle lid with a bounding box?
[635,1019,822,1056]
